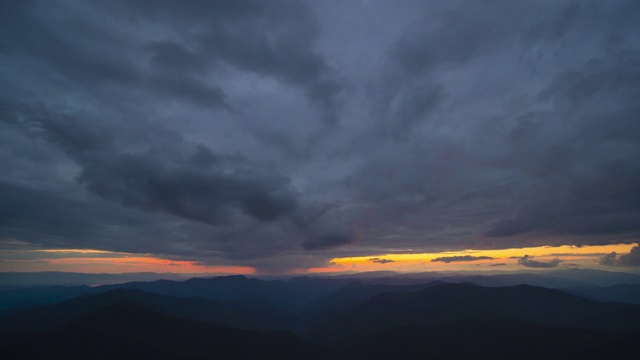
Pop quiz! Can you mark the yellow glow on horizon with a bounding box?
[2,243,637,275]
[37,249,116,254]
[331,243,635,264]
[319,243,637,273]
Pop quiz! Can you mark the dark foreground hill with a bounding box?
[307,282,640,339]
[0,288,297,333]
[1,301,637,360]
[0,303,321,360]
[340,320,637,360]
[0,285,90,311]
[3,282,640,359]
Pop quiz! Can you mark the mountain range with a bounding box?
[2,270,640,359]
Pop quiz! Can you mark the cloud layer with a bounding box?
[518,255,562,269]
[431,256,494,264]
[1,0,640,272]
[600,246,640,267]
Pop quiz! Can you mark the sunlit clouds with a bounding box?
[319,243,638,274]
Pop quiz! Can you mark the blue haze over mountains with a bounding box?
[2,269,640,359]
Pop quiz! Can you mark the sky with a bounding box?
[1,0,640,275]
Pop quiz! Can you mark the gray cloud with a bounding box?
[0,0,343,119]
[518,255,562,269]
[599,245,640,267]
[0,0,228,110]
[369,258,395,264]
[390,0,595,78]
[431,255,494,263]
[133,0,344,125]
[3,105,299,226]
[599,252,617,267]
[303,230,358,251]
[1,0,640,273]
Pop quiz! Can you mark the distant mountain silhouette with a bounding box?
[0,271,188,287]
[324,269,640,288]
[0,302,321,360]
[92,275,350,309]
[4,269,640,313]
[0,285,89,311]
[7,281,640,337]
[436,272,594,288]
[564,284,640,305]
[317,270,403,279]
[547,268,640,286]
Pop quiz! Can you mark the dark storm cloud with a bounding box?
[431,255,494,263]
[358,0,640,247]
[379,82,446,142]
[485,50,640,239]
[391,0,585,74]
[486,154,640,238]
[302,230,358,251]
[369,258,395,264]
[518,255,562,269]
[2,104,298,226]
[0,0,228,109]
[0,0,342,118]
[0,180,180,255]
[1,0,640,272]
[0,0,347,272]
[80,155,298,224]
[0,181,120,243]
[337,0,640,254]
[126,0,344,125]
[599,246,640,267]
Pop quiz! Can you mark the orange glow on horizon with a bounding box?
[1,243,637,275]
[44,257,254,274]
[0,248,255,274]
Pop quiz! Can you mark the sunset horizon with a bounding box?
[3,242,638,275]
[2,1,640,359]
